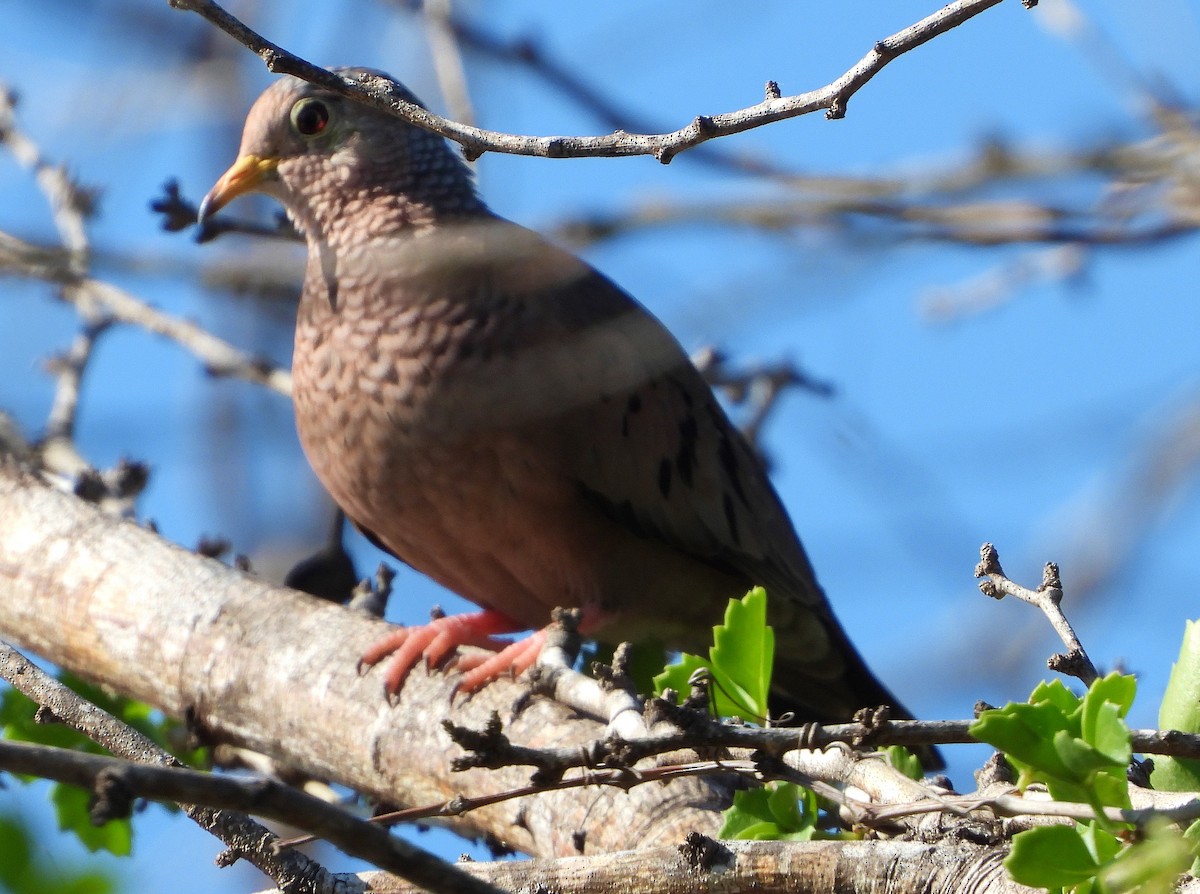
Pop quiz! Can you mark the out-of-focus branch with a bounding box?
[693,347,834,451]
[168,0,1016,163]
[421,0,475,126]
[0,643,334,891]
[0,739,504,894]
[0,231,292,398]
[0,86,94,266]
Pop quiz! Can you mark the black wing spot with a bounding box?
[718,433,749,506]
[722,491,741,546]
[675,415,698,487]
[576,481,652,539]
[622,393,642,437]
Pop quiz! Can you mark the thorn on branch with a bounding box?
[34,705,63,725]
[872,40,898,62]
[851,704,893,749]
[973,700,996,717]
[974,751,1015,787]
[678,832,733,873]
[195,536,231,559]
[90,766,135,825]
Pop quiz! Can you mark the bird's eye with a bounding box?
[290,98,330,137]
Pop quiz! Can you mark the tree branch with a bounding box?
[0,738,505,894]
[0,463,730,859]
[167,0,1015,162]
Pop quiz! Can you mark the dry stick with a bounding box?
[0,736,505,894]
[318,717,1200,847]
[0,642,330,893]
[422,0,476,127]
[974,542,1100,686]
[167,0,1015,163]
[0,231,292,397]
[0,85,91,265]
[868,788,1200,829]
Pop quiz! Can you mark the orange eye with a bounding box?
[290,98,330,137]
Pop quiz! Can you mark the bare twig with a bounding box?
[422,0,475,126]
[693,347,834,449]
[0,85,94,266]
[0,230,292,397]
[975,542,1100,687]
[0,642,331,892]
[0,738,506,894]
[43,319,111,446]
[168,0,1012,163]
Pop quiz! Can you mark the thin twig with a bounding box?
[0,737,506,894]
[0,230,292,397]
[422,0,476,126]
[0,642,330,891]
[0,84,93,267]
[168,0,1012,163]
[975,542,1100,687]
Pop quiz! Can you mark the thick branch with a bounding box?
[0,464,729,858]
[343,838,1039,894]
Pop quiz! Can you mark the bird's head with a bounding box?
[199,67,480,239]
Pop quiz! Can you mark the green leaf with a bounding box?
[719,787,776,839]
[1098,820,1193,894]
[972,673,1136,812]
[52,784,132,856]
[1181,818,1200,877]
[1031,678,1083,715]
[654,588,773,721]
[709,587,773,720]
[1152,621,1200,792]
[0,816,33,887]
[652,653,709,705]
[885,745,924,780]
[0,812,117,894]
[720,782,819,841]
[1006,824,1104,888]
[971,699,1074,785]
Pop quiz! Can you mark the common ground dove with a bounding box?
[199,68,926,730]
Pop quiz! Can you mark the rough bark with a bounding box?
[0,463,729,857]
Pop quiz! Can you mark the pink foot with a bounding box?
[360,609,525,696]
[454,627,549,694]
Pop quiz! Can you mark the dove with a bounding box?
[199,68,928,742]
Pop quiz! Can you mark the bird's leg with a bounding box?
[360,609,526,695]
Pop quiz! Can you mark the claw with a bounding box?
[358,609,526,697]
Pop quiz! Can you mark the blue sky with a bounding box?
[5,0,1200,889]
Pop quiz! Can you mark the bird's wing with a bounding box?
[512,247,832,623]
